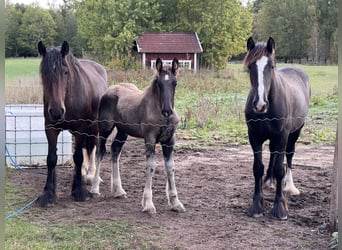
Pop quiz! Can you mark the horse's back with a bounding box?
[100,83,143,118]
[79,59,108,86]
[277,66,310,130]
[277,66,310,100]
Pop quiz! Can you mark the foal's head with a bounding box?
[153,58,179,118]
[243,37,276,113]
[38,41,74,122]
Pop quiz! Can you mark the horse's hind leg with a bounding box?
[269,138,288,220]
[283,128,302,196]
[162,136,185,212]
[90,125,113,195]
[110,130,128,198]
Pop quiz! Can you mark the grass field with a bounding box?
[5,58,338,249]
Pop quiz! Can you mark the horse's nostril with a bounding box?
[162,110,172,117]
[49,108,65,121]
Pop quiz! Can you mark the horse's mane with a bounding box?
[242,43,268,69]
[40,46,80,85]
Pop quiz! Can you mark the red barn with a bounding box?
[136,32,203,73]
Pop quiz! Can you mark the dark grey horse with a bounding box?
[90,58,185,214]
[243,37,310,220]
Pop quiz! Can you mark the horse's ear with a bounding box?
[171,58,179,76]
[38,41,46,56]
[61,41,69,58]
[266,37,275,54]
[156,58,163,73]
[247,37,255,51]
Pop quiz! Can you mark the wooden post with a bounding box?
[329,129,338,233]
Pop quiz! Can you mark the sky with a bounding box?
[7,0,63,8]
[8,0,250,8]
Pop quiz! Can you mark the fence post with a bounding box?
[329,129,338,233]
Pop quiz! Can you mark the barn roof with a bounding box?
[136,32,203,53]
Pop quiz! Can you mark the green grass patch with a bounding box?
[5,173,153,250]
[5,58,41,84]
[5,59,337,146]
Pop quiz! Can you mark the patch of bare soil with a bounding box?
[8,138,334,249]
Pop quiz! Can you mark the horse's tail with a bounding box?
[264,164,274,184]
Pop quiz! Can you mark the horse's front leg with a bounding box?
[110,131,128,198]
[37,128,60,207]
[162,136,185,212]
[247,135,264,218]
[72,134,90,201]
[142,141,157,214]
[270,139,288,220]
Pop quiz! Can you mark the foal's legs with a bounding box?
[162,136,185,212]
[110,130,128,197]
[90,125,113,195]
[37,129,60,207]
[83,146,99,185]
[283,128,302,195]
[142,141,157,214]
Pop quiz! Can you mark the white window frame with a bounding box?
[151,60,192,70]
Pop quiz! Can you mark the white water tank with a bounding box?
[5,104,73,167]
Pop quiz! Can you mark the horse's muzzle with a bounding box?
[49,107,65,122]
[253,100,269,114]
[162,108,173,118]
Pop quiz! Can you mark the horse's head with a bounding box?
[38,41,71,122]
[243,37,276,114]
[153,58,179,118]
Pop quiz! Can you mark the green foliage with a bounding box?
[329,232,338,249]
[177,0,252,69]
[18,5,57,56]
[255,0,314,59]
[253,0,337,63]
[75,0,163,66]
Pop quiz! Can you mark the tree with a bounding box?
[17,5,57,57]
[75,0,163,67]
[255,0,314,62]
[177,0,252,69]
[50,0,83,56]
[315,0,337,63]
[5,3,26,57]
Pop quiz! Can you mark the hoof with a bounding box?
[142,206,157,215]
[72,185,90,202]
[37,190,56,207]
[170,199,186,212]
[271,197,288,220]
[85,175,103,185]
[142,200,156,214]
[113,190,127,199]
[89,189,101,196]
[247,195,264,218]
[284,186,300,196]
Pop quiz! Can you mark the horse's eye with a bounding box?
[64,70,68,75]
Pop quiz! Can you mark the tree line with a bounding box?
[5,0,337,69]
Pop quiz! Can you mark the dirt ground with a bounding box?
[8,137,335,249]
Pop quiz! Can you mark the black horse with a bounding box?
[243,37,311,219]
[37,41,108,207]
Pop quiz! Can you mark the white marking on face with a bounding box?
[164,74,169,81]
[255,56,268,111]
